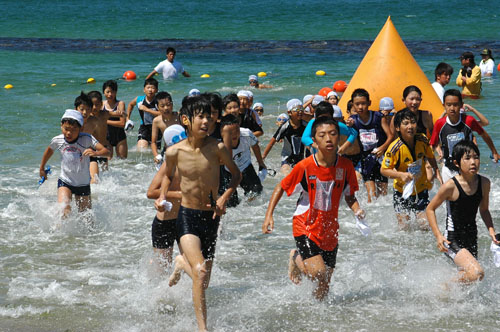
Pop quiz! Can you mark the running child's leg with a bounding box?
[179,234,212,332]
[75,195,92,212]
[116,139,128,159]
[376,181,388,197]
[153,247,174,270]
[453,249,484,284]
[57,186,72,218]
[302,255,331,300]
[90,161,99,184]
[364,180,376,203]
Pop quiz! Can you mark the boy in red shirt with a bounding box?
[262,117,365,300]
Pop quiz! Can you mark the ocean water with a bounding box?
[2,1,500,331]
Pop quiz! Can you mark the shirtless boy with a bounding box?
[154,96,241,332]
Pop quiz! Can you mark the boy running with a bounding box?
[150,91,179,164]
[262,117,365,300]
[154,96,241,332]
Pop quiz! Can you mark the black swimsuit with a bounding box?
[105,102,127,146]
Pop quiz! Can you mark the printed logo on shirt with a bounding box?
[385,158,391,167]
[336,168,344,180]
[309,175,317,180]
[313,179,334,211]
[446,132,465,157]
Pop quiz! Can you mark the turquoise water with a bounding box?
[2,1,500,331]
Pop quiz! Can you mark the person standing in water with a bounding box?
[146,47,190,80]
[426,140,498,284]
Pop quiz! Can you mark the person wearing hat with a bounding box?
[236,90,263,137]
[479,48,495,77]
[327,91,339,106]
[248,74,273,89]
[39,110,110,218]
[456,52,481,99]
[253,102,264,117]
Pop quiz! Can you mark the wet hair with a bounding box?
[311,116,339,138]
[219,114,240,130]
[74,91,92,109]
[166,47,176,54]
[451,140,480,172]
[434,62,454,79]
[144,78,159,89]
[403,85,422,99]
[87,90,102,101]
[315,101,334,118]
[202,92,223,118]
[180,95,212,129]
[393,108,417,134]
[102,80,118,93]
[346,100,353,114]
[223,93,240,109]
[443,89,463,105]
[156,91,172,103]
[61,118,81,128]
[351,88,370,101]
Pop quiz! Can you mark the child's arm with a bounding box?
[478,130,500,162]
[262,137,277,160]
[262,182,285,234]
[39,146,54,178]
[154,148,177,211]
[478,176,498,244]
[217,143,242,217]
[301,119,314,147]
[147,160,182,200]
[139,104,160,118]
[126,97,137,121]
[107,101,126,128]
[83,142,110,158]
[427,157,443,185]
[151,118,160,160]
[380,165,413,183]
[426,181,455,252]
[251,143,267,170]
[145,70,158,80]
[464,104,489,127]
[338,122,358,154]
[373,116,394,158]
[344,195,365,219]
[422,111,434,136]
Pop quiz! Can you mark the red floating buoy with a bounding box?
[318,87,333,97]
[333,80,347,92]
[123,70,137,81]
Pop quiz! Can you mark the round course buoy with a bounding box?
[4,84,13,89]
[258,72,267,77]
[497,63,500,72]
[201,74,210,78]
[51,83,56,87]
[316,70,326,76]
[318,87,333,97]
[123,70,137,81]
[87,78,96,84]
[333,80,347,92]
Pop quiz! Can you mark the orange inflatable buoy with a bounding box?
[497,63,500,72]
[338,16,444,122]
[333,80,347,92]
[318,87,333,97]
[123,70,137,81]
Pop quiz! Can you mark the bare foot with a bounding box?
[168,255,184,287]
[288,249,302,284]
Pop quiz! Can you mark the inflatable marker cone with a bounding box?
[339,16,443,122]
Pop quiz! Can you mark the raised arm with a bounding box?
[145,70,158,80]
[464,104,489,127]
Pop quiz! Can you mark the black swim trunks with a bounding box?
[89,156,108,164]
[294,235,338,268]
[138,124,162,147]
[152,216,177,249]
[107,124,127,147]
[57,179,91,196]
[445,230,478,260]
[393,190,430,213]
[176,206,220,259]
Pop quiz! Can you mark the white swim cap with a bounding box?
[332,105,343,118]
[246,90,253,98]
[249,75,258,82]
[163,124,187,147]
[277,113,289,122]
[61,109,84,127]
[188,89,201,97]
[237,90,249,98]
[303,94,313,104]
[312,95,324,106]
[286,99,302,111]
[327,91,339,99]
[379,97,394,111]
[253,102,264,109]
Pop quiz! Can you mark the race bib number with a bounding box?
[359,129,378,151]
[446,132,465,157]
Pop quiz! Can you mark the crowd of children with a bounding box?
[39,60,500,330]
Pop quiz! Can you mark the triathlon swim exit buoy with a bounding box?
[333,80,347,92]
[258,72,267,77]
[123,70,137,81]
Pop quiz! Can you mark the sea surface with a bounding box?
[1,1,500,331]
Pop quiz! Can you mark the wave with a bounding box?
[0,37,498,55]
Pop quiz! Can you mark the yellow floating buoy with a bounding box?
[4,84,13,89]
[51,83,57,87]
[316,70,326,76]
[257,72,267,77]
[87,78,96,84]
[200,74,210,78]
